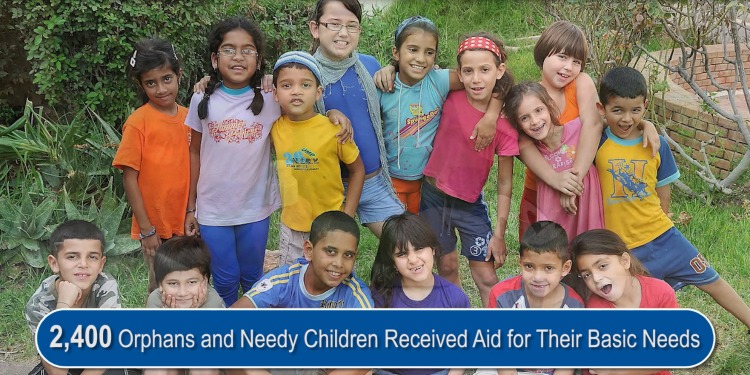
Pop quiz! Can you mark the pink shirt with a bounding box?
[535,118,604,241]
[423,91,519,202]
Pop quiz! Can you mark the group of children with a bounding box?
[23,0,750,374]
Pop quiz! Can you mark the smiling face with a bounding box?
[393,30,437,86]
[48,239,106,296]
[139,65,181,115]
[212,28,259,89]
[273,66,322,121]
[309,1,361,61]
[514,94,556,142]
[458,50,505,109]
[541,52,582,90]
[598,95,647,140]
[576,253,634,305]
[393,243,435,287]
[159,268,208,308]
[303,230,358,295]
[519,250,571,300]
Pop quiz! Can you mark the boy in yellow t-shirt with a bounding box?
[271,51,365,265]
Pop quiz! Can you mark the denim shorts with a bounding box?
[419,181,493,262]
[344,172,404,224]
[631,226,719,290]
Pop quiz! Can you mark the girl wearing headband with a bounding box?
[378,17,502,214]
[419,32,517,307]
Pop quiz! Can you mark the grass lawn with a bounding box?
[2,0,749,374]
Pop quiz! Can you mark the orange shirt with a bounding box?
[524,79,579,190]
[113,104,191,239]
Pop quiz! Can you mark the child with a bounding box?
[517,21,660,239]
[270,51,365,265]
[232,210,373,309]
[488,221,582,375]
[505,81,604,241]
[572,229,675,375]
[370,213,467,375]
[309,0,404,237]
[595,67,750,331]
[145,236,222,375]
[146,236,224,309]
[420,32,518,307]
[379,16,500,214]
[184,17,280,307]
[25,220,122,375]
[113,37,191,294]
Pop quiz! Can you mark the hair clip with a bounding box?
[171,44,178,61]
[130,50,137,67]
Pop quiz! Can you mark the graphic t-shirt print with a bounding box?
[208,118,263,143]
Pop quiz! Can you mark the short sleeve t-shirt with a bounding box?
[596,130,680,248]
[185,86,281,226]
[586,275,678,308]
[244,258,373,308]
[372,273,469,309]
[112,104,191,239]
[423,91,519,202]
[271,114,360,232]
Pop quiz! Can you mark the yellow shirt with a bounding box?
[271,114,359,232]
[595,129,680,248]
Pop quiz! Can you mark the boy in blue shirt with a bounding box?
[233,210,373,308]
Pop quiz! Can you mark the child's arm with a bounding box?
[374,66,498,150]
[569,72,603,190]
[487,156,513,268]
[185,130,201,236]
[122,166,161,256]
[518,135,583,196]
[639,119,660,157]
[343,156,365,217]
[655,185,671,215]
[326,109,354,144]
[497,370,517,375]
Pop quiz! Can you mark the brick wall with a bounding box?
[638,45,749,178]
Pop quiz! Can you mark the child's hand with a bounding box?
[193,75,210,93]
[185,212,200,236]
[260,74,273,93]
[374,65,397,92]
[552,169,583,196]
[560,192,578,215]
[56,281,82,308]
[470,117,497,151]
[190,280,209,308]
[640,119,661,157]
[161,292,178,308]
[141,235,161,258]
[326,110,354,143]
[486,234,507,269]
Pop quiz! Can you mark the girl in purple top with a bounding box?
[370,213,468,375]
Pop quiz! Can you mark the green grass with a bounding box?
[2,1,750,374]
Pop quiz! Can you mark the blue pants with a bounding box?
[199,217,270,306]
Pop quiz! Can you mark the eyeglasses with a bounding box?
[317,22,361,34]
[218,48,258,57]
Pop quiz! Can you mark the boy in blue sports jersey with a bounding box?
[232,210,373,309]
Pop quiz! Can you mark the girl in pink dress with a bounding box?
[505,81,604,242]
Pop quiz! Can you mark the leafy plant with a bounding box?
[0,101,139,267]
